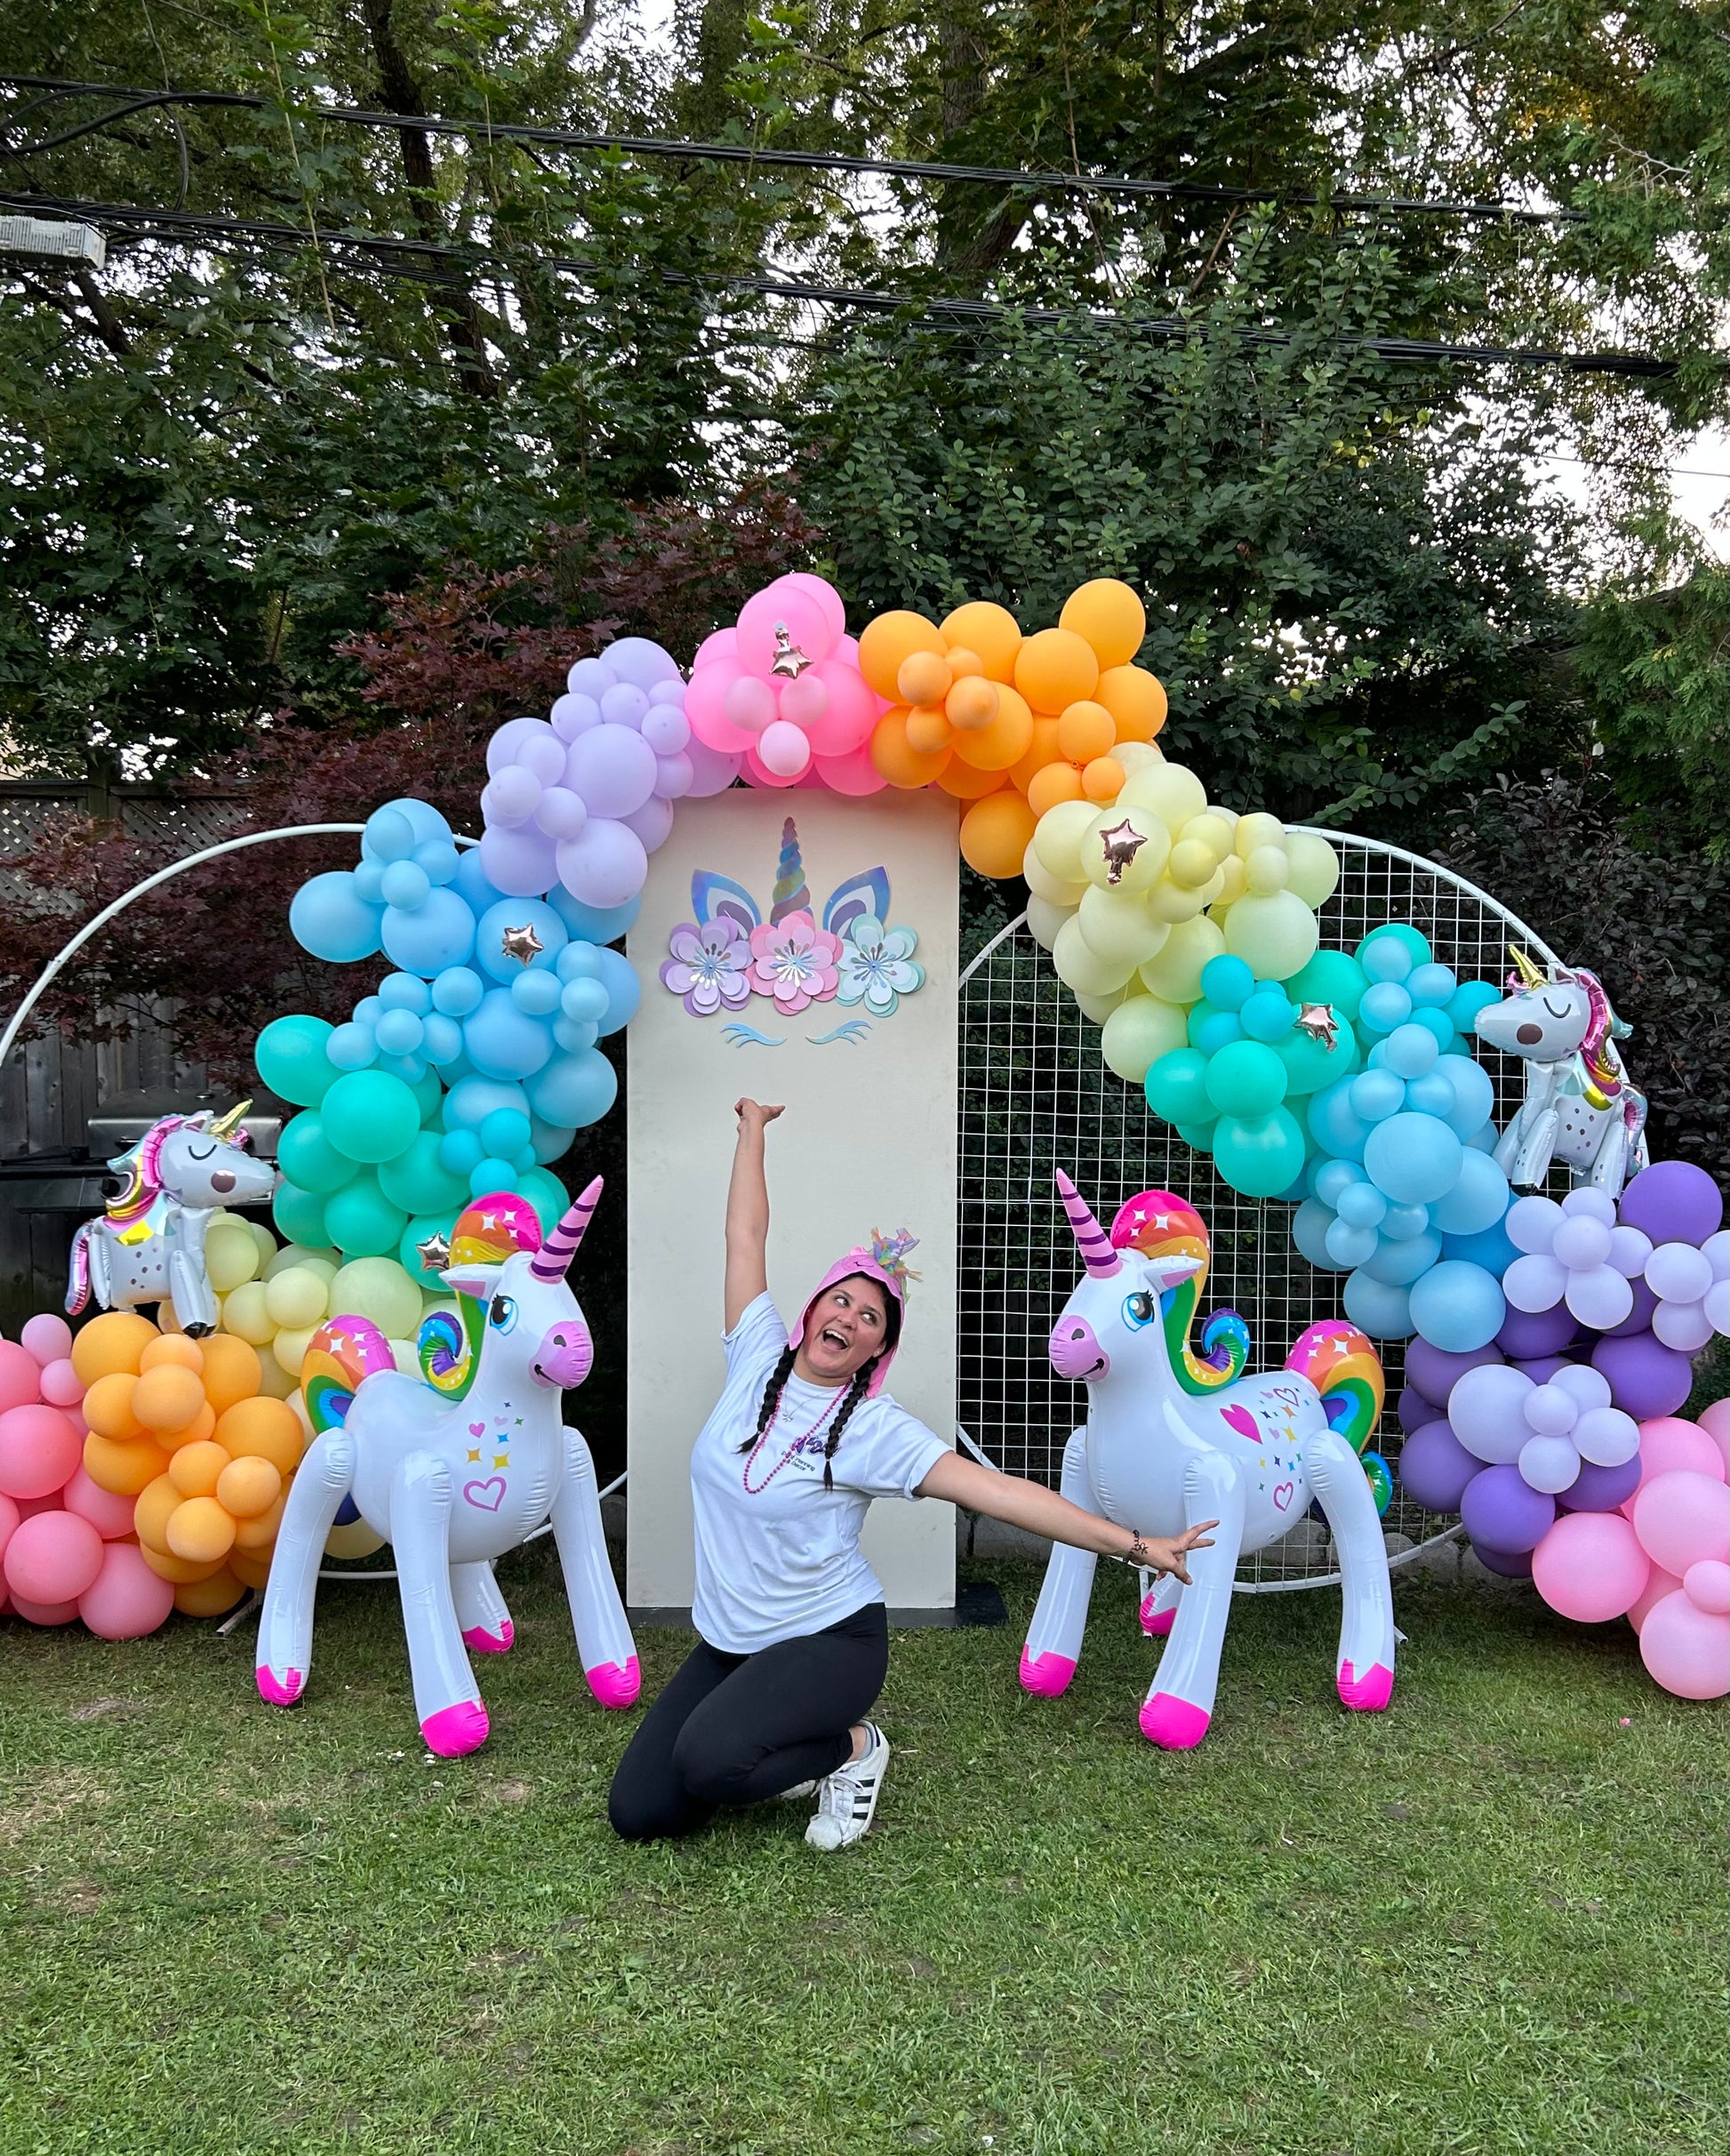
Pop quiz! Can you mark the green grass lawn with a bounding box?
[2,1548,1723,2156]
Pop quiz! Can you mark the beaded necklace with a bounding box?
[741,1381,846,1495]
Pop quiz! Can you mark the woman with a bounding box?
[607,1099,1214,1850]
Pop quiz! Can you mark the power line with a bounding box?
[0,185,1686,379]
[0,72,1583,227]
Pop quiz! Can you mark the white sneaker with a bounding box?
[805,1723,888,1850]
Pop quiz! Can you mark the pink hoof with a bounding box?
[462,1619,515,1655]
[585,1655,641,1711]
[421,1699,490,1757]
[256,1666,303,1708]
[1139,1592,1175,1638]
[1139,1692,1211,1749]
[1337,1660,1395,1711]
[1018,1647,1077,1698]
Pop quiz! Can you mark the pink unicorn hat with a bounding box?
[791,1229,919,1397]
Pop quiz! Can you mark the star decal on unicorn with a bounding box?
[492,1453,509,1469]
[1096,819,1149,886]
[500,921,545,966]
[1294,1002,1340,1049]
[467,1448,481,1463]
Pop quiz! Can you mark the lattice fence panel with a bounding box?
[956,830,1558,1588]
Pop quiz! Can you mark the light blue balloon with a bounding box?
[477,898,567,983]
[374,1008,425,1056]
[1240,989,1298,1044]
[382,797,455,847]
[554,1018,599,1052]
[1408,962,1458,1008]
[363,806,417,862]
[1326,1216,1380,1268]
[529,1113,575,1166]
[1448,980,1502,1035]
[1358,924,1429,974]
[510,969,563,1017]
[548,886,640,944]
[1428,1146,1510,1236]
[525,1047,618,1128]
[1439,1054,1496,1140]
[1350,1069,1406,1124]
[421,1013,463,1066]
[290,871,383,964]
[1313,1157,1363,1207]
[327,1021,379,1071]
[596,948,640,1035]
[412,838,461,886]
[556,941,605,982]
[464,987,556,1081]
[1343,1269,1414,1339]
[375,1050,426,1083]
[1293,1198,1342,1269]
[1308,1076,1370,1163]
[380,859,430,911]
[432,966,485,1018]
[560,977,609,1024]
[380,887,477,977]
[1410,1007,1454,1049]
[469,1156,519,1198]
[1384,1022,1438,1078]
[1364,1111,1463,1204]
[1195,1009,1244,1056]
[453,846,508,917]
[1199,955,1256,1013]
[438,1128,484,1176]
[1409,1260,1505,1352]
[1336,1181,1388,1230]
[1380,1201,1432,1241]
[1405,1070,1454,1118]
[354,861,387,905]
[379,973,432,1014]
[1358,981,1414,1034]
[443,1075,531,1131]
[1439,1220,1520,1275]
[354,996,384,1026]
[1359,934,1414,984]
[1363,1229,1441,1286]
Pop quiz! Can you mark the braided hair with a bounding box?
[738,1273,902,1488]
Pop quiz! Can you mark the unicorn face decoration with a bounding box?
[66,1102,278,1334]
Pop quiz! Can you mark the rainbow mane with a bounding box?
[416,1193,544,1403]
[1285,1319,1385,1456]
[1572,968,1626,1110]
[1109,1190,1250,1394]
[301,1317,397,1437]
[104,1116,184,1226]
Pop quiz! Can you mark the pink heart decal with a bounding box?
[1221,1404,1258,1440]
[462,1477,507,1512]
[1273,1481,1294,1511]
[468,1421,487,1438]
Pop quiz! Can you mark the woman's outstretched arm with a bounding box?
[724,1098,784,1331]
[916,1453,1216,1583]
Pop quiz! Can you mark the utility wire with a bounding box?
[0,185,1687,379]
[0,72,1582,226]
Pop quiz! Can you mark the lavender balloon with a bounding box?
[1397,1420,1479,1512]
[1590,1329,1694,1419]
[1617,1159,1724,1246]
[1460,1463,1555,1554]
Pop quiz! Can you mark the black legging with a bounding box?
[607,1601,889,1842]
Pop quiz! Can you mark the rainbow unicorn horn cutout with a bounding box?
[1023,1174,1397,1751]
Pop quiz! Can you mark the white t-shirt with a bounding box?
[689,1291,951,1655]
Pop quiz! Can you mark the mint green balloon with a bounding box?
[1356,923,1430,970]
[255,1014,336,1107]
[276,1110,358,1195]
[324,1171,408,1258]
[1144,1048,1213,1127]
[1277,1014,1358,1096]
[399,1210,460,1280]
[273,1179,330,1248]
[1204,1039,1288,1118]
[322,1070,420,1165]
[1213,1108,1308,1197]
[378,1129,470,1215]
[411,1065,445,1125]
[1175,1117,1219,1151]
[1286,949,1369,1022]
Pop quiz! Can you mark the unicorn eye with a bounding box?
[1124,1291,1157,1327]
[488,1295,517,1332]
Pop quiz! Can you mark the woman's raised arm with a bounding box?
[724,1099,783,1331]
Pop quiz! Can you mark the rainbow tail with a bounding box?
[300,1317,396,1437]
[1286,1319,1384,1455]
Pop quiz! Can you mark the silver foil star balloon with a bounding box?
[499,921,545,966]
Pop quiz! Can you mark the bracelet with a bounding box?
[1120,1531,1152,1567]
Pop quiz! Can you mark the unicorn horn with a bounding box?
[1054,1169,1122,1278]
[1508,945,1546,990]
[770,815,812,924]
[208,1099,252,1141]
[530,1176,604,1281]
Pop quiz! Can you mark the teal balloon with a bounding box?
[1285,949,1368,1022]
[1192,1007,1245,1056]
[276,1111,358,1195]
[469,1156,519,1198]
[399,1210,460,1281]
[1447,980,1502,1034]
[1205,1040,1288,1118]
[1239,989,1298,1044]
[1144,1048,1213,1127]
[411,1064,445,1125]
[324,1171,409,1258]
[1175,1117,1219,1151]
[321,1070,421,1166]
[378,1129,471,1216]
[1198,954,1255,1012]
[1213,1108,1308,1198]
[1357,923,1430,973]
[255,1015,337,1107]
[273,1179,330,1247]
[1277,1014,1356,1096]
[516,1166,570,1233]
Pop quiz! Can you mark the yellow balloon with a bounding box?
[220,1279,276,1348]
[270,1325,318,1379]
[1059,579,1147,669]
[1221,889,1322,980]
[1245,844,1290,895]
[1100,994,1189,1084]
[331,1257,422,1339]
[1119,760,1208,834]
[1234,810,1285,859]
[1077,884,1170,970]
[1213,855,1249,908]
[1138,913,1228,1004]
[1053,913,1138,996]
[1147,878,1210,923]
[248,1220,279,1271]
[264,1243,338,1282]
[264,1265,329,1331]
[1073,981,1138,1025]
[324,1519,388,1561]
[1025,894,1077,951]
[1030,797,1102,885]
[253,1342,298,1400]
[1167,838,1218,890]
[1021,838,1087,907]
[1114,741,1164,780]
[1078,804,1172,894]
[1285,830,1342,908]
[1179,813,1234,862]
[205,1222,261,1294]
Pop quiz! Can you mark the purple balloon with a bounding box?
[1617,1159,1723,1246]
[1406,1338,1502,1403]
[1557,1453,1643,1512]
[1472,1540,1534,1578]
[478,822,559,899]
[1590,1329,1694,1419]
[487,765,542,823]
[1397,1421,1478,1512]
[601,636,682,690]
[684,734,744,798]
[1447,1362,1534,1463]
[1604,1278,1659,1338]
[623,793,675,854]
[486,715,551,775]
[550,691,601,742]
[556,818,648,910]
[1510,1356,1573,1384]
[565,724,658,820]
[1460,1463,1556,1554]
[1398,1383,1438,1435]
[1495,1302,1581,1359]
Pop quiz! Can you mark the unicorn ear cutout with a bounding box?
[823,867,891,938]
[692,870,760,936]
[440,1262,502,1302]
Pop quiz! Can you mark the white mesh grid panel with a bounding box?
[956,829,1561,1589]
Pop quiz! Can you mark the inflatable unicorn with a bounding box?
[66,1102,277,1333]
[257,1185,637,1757]
[1022,1174,1397,1748]
[1475,947,1649,1197]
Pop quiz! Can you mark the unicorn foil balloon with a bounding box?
[257,1184,637,1757]
[65,1102,278,1334]
[1023,1175,1398,1749]
[1475,947,1650,1197]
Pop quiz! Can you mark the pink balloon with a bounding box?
[1638,1590,1730,1699]
[0,1490,18,1569]
[1627,1563,1683,1634]
[737,581,837,675]
[0,1340,41,1415]
[10,1593,79,1626]
[78,1541,176,1640]
[1685,1558,1730,1615]
[3,1507,103,1603]
[1531,1511,1649,1623]
[0,1403,82,1502]
[1633,1416,1725,1484]
[782,572,848,644]
[1697,1397,1730,1472]
[1632,1469,1730,1577]
[813,741,889,797]
[741,744,800,789]
[803,657,880,756]
[691,626,739,671]
[685,661,760,754]
[20,1313,73,1367]
[778,671,829,727]
[757,719,813,779]
[722,674,778,736]
[16,1492,60,1519]
[37,1358,84,1408]
[61,1465,140,1540]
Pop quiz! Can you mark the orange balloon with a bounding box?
[1009,717,1063,794]
[1060,578,1147,668]
[132,1363,205,1434]
[943,645,984,679]
[233,1490,289,1551]
[1014,627,1099,714]
[937,758,1009,800]
[215,1455,282,1519]
[1096,663,1168,741]
[70,1310,158,1388]
[1027,762,1085,817]
[214,1394,305,1475]
[168,1439,229,1499]
[197,1333,262,1416]
[83,1430,170,1497]
[904,703,953,756]
[945,675,997,731]
[140,1333,204,1375]
[160,1402,217,1453]
[940,601,1021,683]
[166,1495,236,1564]
[960,791,1039,878]
[83,1370,144,1441]
[949,681,1035,772]
[1056,700,1117,764]
[139,1542,227,1585]
[896,649,952,707]
[1082,756,1126,802]
[134,1471,181,1553]
[173,1567,246,1617]
[228,1549,271,1591]
[858,611,944,701]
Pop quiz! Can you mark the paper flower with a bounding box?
[1645,1230,1730,1352]
[835,917,925,1017]
[660,919,753,1018]
[748,912,842,1013]
[1502,1187,1651,1330]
